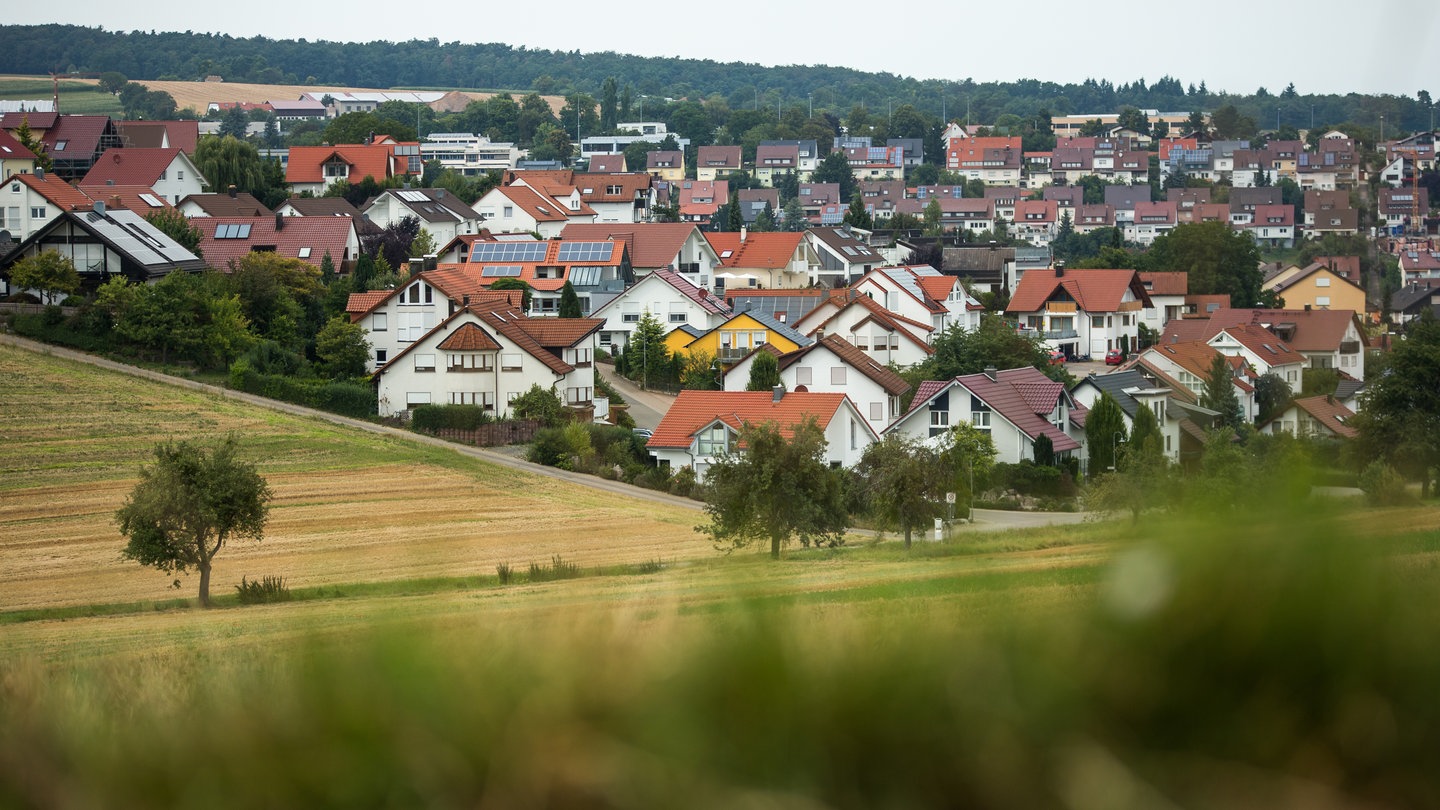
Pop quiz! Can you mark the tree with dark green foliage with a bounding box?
[8,251,79,304]
[322,112,416,145]
[1084,391,1128,475]
[193,135,283,203]
[854,434,949,548]
[1200,352,1245,431]
[782,197,806,231]
[350,253,376,293]
[727,191,744,232]
[812,150,857,202]
[1127,401,1164,466]
[627,309,670,389]
[1350,313,1440,497]
[1032,433,1055,467]
[1254,372,1292,423]
[753,202,777,232]
[925,314,1065,383]
[318,251,336,284]
[1089,402,1169,523]
[1145,221,1263,307]
[700,417,847,559]
[314,315,371,378]
[844,192,872,229]
[510,384,566,427]
[923,198,943,236]
[145,208,203,258]
[745,350,781,391]
[116,436,272,607]
[219,104,249,139]
[489,278,533,311]
[12,116,52,173]
[773,171,800,203]
[558,281,582,318]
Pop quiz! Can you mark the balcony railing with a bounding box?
[717,348,751,362]
[1045,329,1079,339]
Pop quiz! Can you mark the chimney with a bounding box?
[109,195,123,211]
[463,294,471,307]
[1304,304,1311,311]
[275,211,285,231]
[1055,260,1066,277]
[989,240,997,251]
[984,365,997,381]
[740,225,747,243]
[93,200,105,216]
[772,384,785,403]
[228,184,237,198]
[34,166,44,180]
[106,179,115,186]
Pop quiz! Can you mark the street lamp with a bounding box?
[1108,430,1125,472]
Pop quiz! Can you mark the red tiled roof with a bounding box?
[506,316,604,348]
[1214,324,1305,366]
[79,184,178,215]
[707,231,804,270]
[346,291,391,318]
[559,222,704,269]
[0,128,36,161]
[1007,268,1151,314]
[477,311,576,375]
[1139,272,1188,297]
[195,216,355,271]
[286,144,395,184]
[954,367,1079,451]
[916,274,959,303]
[647,390,848,449]
[14,172,93,211]
[81,148,186,188]
[1162,308,1359,354]
[437,322,502,351]
[492,184,572,222]
[1287,396,1358,439]
[1147,341,1254,392]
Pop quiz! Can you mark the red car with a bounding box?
[1105,349,1124,365]
[1048,350,1065,366]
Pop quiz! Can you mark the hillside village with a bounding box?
[2,77,1438,505]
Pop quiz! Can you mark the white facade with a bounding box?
[355,276,449,372]
[363,189,483,247]
[589,271,729,352]
[793,301,933,368]
[724,344,903,433]
[421,133,522,176]
[885,380,1081,466]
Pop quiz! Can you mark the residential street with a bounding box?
[597,362,675,430]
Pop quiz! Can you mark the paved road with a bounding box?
[598,363,675,431]
[2,335,1096,535]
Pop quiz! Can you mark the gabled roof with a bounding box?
[277,196,367,218]
[1075,370,1172,420]
[12,171,93,212]
[195,216,355,271]
[345,291,391,318]
[725,308,813,348]
[0,128,36,161]
[585,155,626,173]
[707,231,805,270]
[176,192,271,217]
[647,390,849,449]
[81,148,194,188]
[437,322,503,351]
[807,226,884,264]
[375,187,478,224]
[347,272,521,321]
[592,267,729,318]
[1138,271,1187,297]
[559,222,708,269]
[490,184,574,222]
[5,207,204,278]
[286,143,397,185]
[1211,324,1305,367]
[1274,395,1357,439]
[1268,262,1365,295]
[573,172,651,203]
[377,306,581,380]
[2,113,115,160]
[1007,268,1151,314]
[904,367,1079,451]
[1161,308,1360,353]
[777,334,911,397]
[115,120,199,153]
[1145,340,1254,393]
[80,185,178,215]
[696,145,742,170]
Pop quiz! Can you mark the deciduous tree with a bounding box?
[745,349,781,391]
[9,251,79,304]
[116,437,272,607]
[1350,313,1440,497]
[314,315,371,378]
[855,434,949,548]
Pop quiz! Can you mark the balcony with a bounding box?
[1045,329,1079,339]
[1339,340,1361,354]
[717,347,752,363]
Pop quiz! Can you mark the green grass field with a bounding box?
[3,339,1440,807]
[0,77,122,115]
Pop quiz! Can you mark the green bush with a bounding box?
[241,340,309,377]
[991,460,1074,498]
[669,465,698,499]
[235,575,291,604]
[9,312,109,352]
[411,404,492,432]
[228,364,377,418]
[1358,461,1414,506]
[495,563,513,585]
[527,555,581,582]
[528,427,571,468]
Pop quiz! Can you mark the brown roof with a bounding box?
[177,192,271,217]
[1162,308,1360,354]
[1139,272,1188,297]
[14,172,94,212]
[559,222,705,269]
[195,216,355,271]
[1284,396,1357,439]
[1214,324,1305,366]
[115,120,199,154]
[1007,268,1151,314]
[648,390,849,449]
[952,367,1079,451]
[437,322,502,351]
[80,148,189,188]
[79,185,178,215]
[279,196,367,218]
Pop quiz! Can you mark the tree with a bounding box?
[745,350,781,391]
[855,434,949,548]
[1254,372,1292,423]
[700,417,847,559]
[489,277,532,311]
[1032,433,1055,467]
[753,202,777,232]
[600,77,619,131]
[97,71,128,95]
[1084,391,1128,475]
[314,315,371,378]
[363,215,423,274]
[627,309,670,389]
[844,192,872,229]
[145,208,203,258]
[726,190,744,232]
[1200,352,1244,431]
[811,150,857,202]
[322,112,416,145]
[13,116,52,173]
[408,229,437,260]
[219,104,249,140]
[1088,404,1170,523]
[116,437,272,607]
[511,383,566,427]
[9,251,80,304]
[926,314,1063,383]
[923,198,943,236]
[1144,221,1262,307]
[1127,401,1164,467]
[1186,111,1208,136]
[193,135,279,200]
[1350,313,1440,497]
[781,197,807,231]
[558,281,583,318]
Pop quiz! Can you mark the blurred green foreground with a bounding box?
[3,506,1439,809]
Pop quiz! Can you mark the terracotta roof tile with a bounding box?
[437,322,502,351]
[14,172,93,211]
[195,216,355,271]
[286,143,402,185]
[1007,268,1151,314]
[706,231,804,270]
[777,334,911,397]
[80,148,188,188]
[1138,271,1188,296]
[1286,395,1358,438]
[560,222,704,269]
[647,391,848,449]
[79,184,177,215]
[346,291,391,317]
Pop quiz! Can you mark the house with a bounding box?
[1378,187,1429,234]
[284,139,423,196]
[572,173,654,224]
[791,292,936,368]
[1389,279,1440,324]
[364,187,484,247]
[0,113,124,181]
[1205,324,1306,394]
[458,237,632,316]
[80,148,206,205]
[1261,395,1357,440]
[1398,245,1440,279]
[560,222,722,288]
[840,145,905,180]
[114,120,199,154]
[1137,271,1189,331]
[273,195,369,221]
[0,168,94,242]
[0,202,205,296]
[373,304,603,418]
[195,214,360,273]
[762,140,820,180]
[589,267,730,352]
[942,244,1015,293]
[1071,370,1189,464]
[0,128,37,179]
[586,155,626,173]
[578,122,689,160]
[471,183,595,237]
[736,188,781,226]
[666,308,813,366]
[723,334,911,431]
[419,132,521,176]
[1160,307,1369,380]
[1013,199,1060,246]
[676,179,728,223]
[1228,188,1283,226]
[1125,201,1178,247]
[885,367,1082,465]
[724,288,830,326]
[1074,204,1117,234]
[858,180,907,222]
[849,265,983,334]
[177,190,271,218]
[945,136,1023,186]
[644,150,685,183]
[1131,340,1258,423]
[797,182,844,225]
[706,229,816,291]
[1007,266,1151,359]
[79,184,181,218]
[1104,186,1150,225]
[347,271,523,370]
[696,145,742,182]
[1303,189,1350,227]
[806,226,885,286]
[1263,261,1367,316]
[1242,204,1296,249]
[646,389,875,480]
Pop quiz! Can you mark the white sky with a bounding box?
[12,1,1440,98]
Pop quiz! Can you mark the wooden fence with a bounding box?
[432,420,543,447]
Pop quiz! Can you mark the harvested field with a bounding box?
[0,343,704,612]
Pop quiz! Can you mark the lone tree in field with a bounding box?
[854,434,948,548]
[700,417,847,558]
[116,437,272,607]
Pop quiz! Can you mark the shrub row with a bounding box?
[229,361,376,418]
[410,404,492,432]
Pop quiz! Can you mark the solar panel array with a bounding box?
[398,190,430,203]
[481,265,522,277]
[215,223,253,239]
[568,266,601,286]
[556,242,614,263]
[470,242,547,263]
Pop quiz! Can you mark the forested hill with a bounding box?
[0,24,1431,133]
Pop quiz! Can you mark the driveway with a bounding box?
[598,363,675,431]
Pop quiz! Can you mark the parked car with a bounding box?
[1105,348,1124,365]
[632,427,654,440]
[1048,349,1065,366]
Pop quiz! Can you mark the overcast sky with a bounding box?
[13,1,1440,98]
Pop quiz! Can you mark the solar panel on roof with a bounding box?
[470,242,547,263]
[139,193,164,208]
[398,190,429,203]
[481,265,522,277]
[569,266,601,286]
[556,242,614,263]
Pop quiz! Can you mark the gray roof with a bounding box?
[727,292,826,325]
[384,188,477,224]
[742,308,814,348]
[1390,280,1440,312]
[1077,370,1158,419]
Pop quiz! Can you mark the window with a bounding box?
[53,140,66,152]
[599,332,613,345]
[30,206,46,219]
[298,247,312,258]
[831,367,847,385]
[451,391,494,408]
[414,353,436,372]
[406,392,432,407]
[669,312,687,323]
[870,402,884,421]
[972,411,991,429]
[1316,276,1331,287]
[502,205,514,218]
[697,425,730,456]
[566,387,593,404]
[501,352,522,370]
[795,367,813,386]
[853,335,869,350]
[448,353,493,372]
[371,313,387,331]
[375,349,388,365]
[177,170,184,181]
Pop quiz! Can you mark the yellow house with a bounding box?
[1265,261,1366,316]
[645,150,685,183]
[666,311,812,366]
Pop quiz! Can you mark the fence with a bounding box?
[432,420,543,447]
[0,303,78,317]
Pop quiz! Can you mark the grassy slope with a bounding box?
[0,77,120,115]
